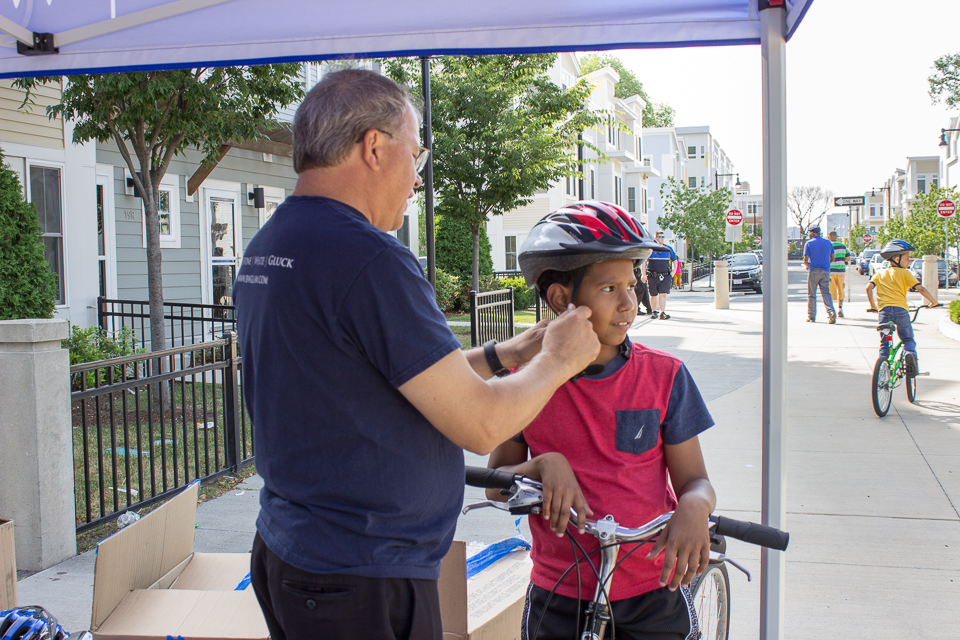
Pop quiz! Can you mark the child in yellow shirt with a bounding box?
[866,240,940,373]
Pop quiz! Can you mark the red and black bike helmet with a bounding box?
[518,200,661,289]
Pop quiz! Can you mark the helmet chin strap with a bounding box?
[569,266,587,307]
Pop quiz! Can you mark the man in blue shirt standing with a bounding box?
[802,226,836,323]
[646,231,678,319]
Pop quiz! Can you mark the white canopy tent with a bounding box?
[0,1,813,637]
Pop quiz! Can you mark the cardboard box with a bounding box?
[0,518,16,609]
[90,482,267,640]
[439,541,532,640]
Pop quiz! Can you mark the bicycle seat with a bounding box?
[876,323,895,332]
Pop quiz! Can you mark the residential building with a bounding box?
[488,55,659,271]
[733,181,763,234]
[3,62,420,335]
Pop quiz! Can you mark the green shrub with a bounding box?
[0,150,58,319]
[435,213,493,280]
[451,274,503,313]
[500,276,535,310]
[62,325,142,389]
[434,267,461,313]
[949,298,960,325]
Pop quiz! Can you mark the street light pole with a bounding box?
[715,172,741,191]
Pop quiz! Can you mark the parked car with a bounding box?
[908,258,959,288]
[867,253,887,277]
[751,249,764,264]
[858,249,881,275]
[727,253,762,294]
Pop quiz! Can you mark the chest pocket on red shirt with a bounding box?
[615,410,661,455]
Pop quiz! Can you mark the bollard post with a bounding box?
[714,260,730,309]
[688,262,695,291]
[0,319,77,571]
[922,255,939,303]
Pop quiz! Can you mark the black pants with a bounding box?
[635,273,652,313]
[251,533,443,640]
[521,583,695,640]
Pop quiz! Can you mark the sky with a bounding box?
[606,0,960,211]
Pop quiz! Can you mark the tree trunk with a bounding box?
[143,193,166,354]
[471,223,480,293]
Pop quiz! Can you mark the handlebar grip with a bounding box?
[710,515,790,551]
[465,466,520,490]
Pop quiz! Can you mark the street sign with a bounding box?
[754,236,762,246]
[937,199,956,218]
[862,234,873,243]
[835,196,865,207]
[726,209,743,225]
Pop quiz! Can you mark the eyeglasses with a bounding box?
[376,129,431,174]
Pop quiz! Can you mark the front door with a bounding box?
[201,187,242,308]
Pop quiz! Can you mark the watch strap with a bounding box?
[483,339,507,376]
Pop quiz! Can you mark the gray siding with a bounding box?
[98,142,296,304]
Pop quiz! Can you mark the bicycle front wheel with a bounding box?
[690,563,730,640]
[872,358,893,417]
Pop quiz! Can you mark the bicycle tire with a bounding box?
[690,563,730,640]
[871,358,892,417]
[906,372,917,403]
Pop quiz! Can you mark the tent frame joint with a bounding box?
[17,32,58,56]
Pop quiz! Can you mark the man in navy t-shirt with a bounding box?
[802,225,836,323]
[645,231,678,319]
[234,69,601,640]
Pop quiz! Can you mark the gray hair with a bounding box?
[293,68,420,173]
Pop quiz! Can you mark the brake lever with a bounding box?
[709,551,751,581]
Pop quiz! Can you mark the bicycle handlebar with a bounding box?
[465,466,522,490]
[464,466,789,551]
[710,515,789,551]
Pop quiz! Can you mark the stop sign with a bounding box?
[937,199,956,218]
[726,209,743,225]
[754,236,761,246]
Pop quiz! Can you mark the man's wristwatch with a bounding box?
[483,340,509,377]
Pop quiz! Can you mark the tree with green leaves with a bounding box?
[15,66,304,353]
[579,54,675,128]
[877,186,960,259]
[0,151,58,320]
[928,53,960,108]
[659,177,732,261]
[849,221,868,250]
[384,55,601,291]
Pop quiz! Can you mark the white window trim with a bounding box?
[132,170,182,249]
[96,164,119,299]
[26,159,68,308]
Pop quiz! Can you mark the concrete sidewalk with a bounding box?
[16,264,960,638]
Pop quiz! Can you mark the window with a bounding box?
[30,165,64,304]
[615,176,621,205]
[932,176,939,189]
[505,236,517,270]
[880,206,883,217]
[628,187,636,213]
[139,172,181,248]
[700,176,705,189]
[918,178,926,194]
[688,176,697,189]
[97,185,107,298]
[397,214,411,248]
[700,146,705,159]
[643,189,648,214]
[687,146,696,158]
[870,205,876,217]
[590,169,595,199]
[747,202,758,215]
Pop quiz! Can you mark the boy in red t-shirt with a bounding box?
[487,202,716,640]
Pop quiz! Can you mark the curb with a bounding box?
[939,315,960,343]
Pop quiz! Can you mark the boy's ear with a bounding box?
[546,283,571,314]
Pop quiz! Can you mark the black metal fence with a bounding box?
[71,333,252,533]
[98,297,236,350]
[493,270,523,281]
[469,288,515,347]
